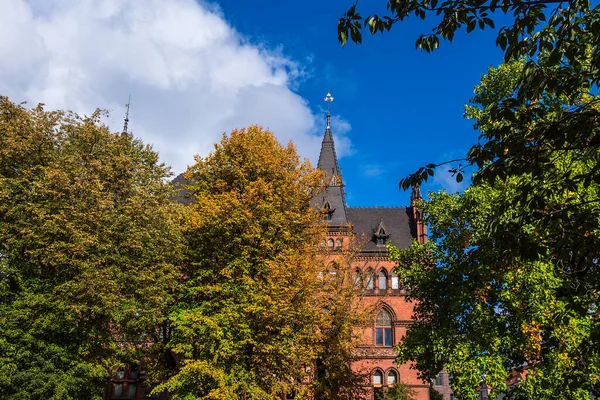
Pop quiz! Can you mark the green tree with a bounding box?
[338,0,600,201]
[312,245,371,400]
[429,388,444,400]
[388,62,600,399]
[155,126,365,400]
[385,382,417,400]
[0,97,183,399]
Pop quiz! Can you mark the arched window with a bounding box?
[373,370,383,386]
[387,370,398,385]
[353,270,362,288]
[335,238,342,248]
[327,238,334,247]
[365,269,374,290]
[375,309,393,346]
[378,270,387,290]
[391,273,400,290]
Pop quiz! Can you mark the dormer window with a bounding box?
[373,220,390,246]
[322,198,335,221]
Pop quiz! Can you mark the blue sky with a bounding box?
[216,0,505,206]
[0,0,506,207]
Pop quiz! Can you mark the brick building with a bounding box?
[314,111,431,400]
[104,111,453,400]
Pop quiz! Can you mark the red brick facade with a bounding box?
[105,113,446,399]
[314,112,433,400]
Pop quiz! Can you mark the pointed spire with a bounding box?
[313,92,347,225]
[122,95,131,137]
[318,92,340,178]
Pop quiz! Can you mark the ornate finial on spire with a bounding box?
[122,95,131,137]
[324,92,334,128]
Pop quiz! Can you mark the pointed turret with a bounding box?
[410,184,427,243]
[314,93,347,225]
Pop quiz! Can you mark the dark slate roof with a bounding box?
[317,127,340,177]
[314,125,348,225]
[171,173,193,205]
[346,207,416,252]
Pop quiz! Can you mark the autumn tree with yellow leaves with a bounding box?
[155,126,366,400]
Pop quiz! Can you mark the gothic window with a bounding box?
[375,309,393,346]
[391,273,399,290]
[127,383,137,397]
[365,269,374,290]
[327,238,334,247]
[373,370,385,400]
[373,370,383,386]
[353,270,362,288]
[378,270,387,290]
[322,200,334,221]
[387,370,398,385]
[335,238,342,248]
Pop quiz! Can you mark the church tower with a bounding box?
[314,92,348,227]
[313,93,432,400]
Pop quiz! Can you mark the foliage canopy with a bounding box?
[155,126,366,400]
[390,62,600,399]
[0,97,183,399]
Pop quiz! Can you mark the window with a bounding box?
[391,273,399,290]
[387,370,398,385]
[335,238,342,248]
[365,269,374,290]
[323,201,333,221]
[373,370,383,386]
[435,373,443,386]
[327,239,334,247]
[375,309,393,346]
[378,270,387,290]
[354,270,362,288]
[127,383,137,397]
[114,383,123,396]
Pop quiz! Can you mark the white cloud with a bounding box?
[430,167,469,193]
[363,165,383,178]
[0,0,351,174]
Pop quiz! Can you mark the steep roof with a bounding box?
[346,207,415,252]
[317,125,340,177]
[313,116,348,226]
[171,173,193,205]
